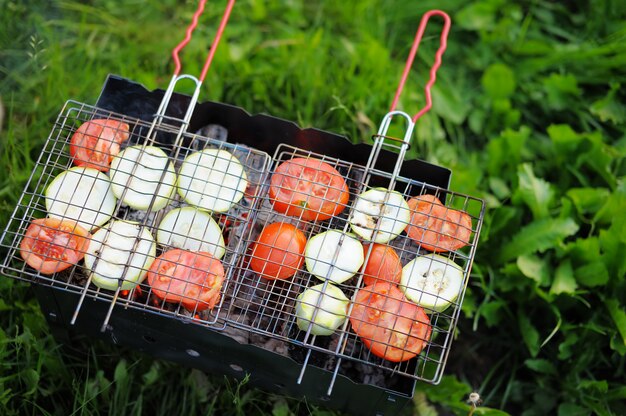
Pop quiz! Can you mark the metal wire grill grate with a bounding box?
[0,100,272,328]
[221,142,484,386]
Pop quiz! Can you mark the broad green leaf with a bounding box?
[142,362,160,386]
[558,403,591,416]
[590,83,626,124]
[499,217,579,263]
[550,260,577,295]
[489,177,511,200]
[558,332,579,360]
[566,237,601,265]
[455,0,503,31]
[605,299,626,348]
[566,187,610,217]
[594,180,626,225]
[114,359,128,384]
[524,358,557,375]
[482,63,516,99]
[574,261,609,287]
[599,215,626,278]
[541,73,581,111]
[486,126,531,177]
[516,163,554,219]
[547,124,583,159]
[478,299,506,327]
[432,82,471,125]
[518,313,541,357]
[420,375,471,404]
[272,399,291,416]
[517,254,550,286]
[578,379,609,394]
[20,369,39,396]
[577,131,618,188]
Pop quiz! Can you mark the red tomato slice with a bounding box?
[69,118,130,172]
[147,249,225,312]
[19,218,90,274]
[405,194,472,253]
[249,222,307,280]
[362,243,402,286]
[350,283,431,362]
[269,157,349,221]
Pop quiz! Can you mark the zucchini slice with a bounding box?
[177,148,248,213]
[305,230,364,284]
[349,188,410,243]
[45,166,117,231]
[296,283,349,336]
[156,207,226,259]
[109,145,177,211]
[400,253,464,313]
[84,220,156,291]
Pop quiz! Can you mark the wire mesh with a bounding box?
[0,100,484,392]
[0,100,272,327]
[222,143,484,385]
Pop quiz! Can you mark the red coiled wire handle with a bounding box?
[171,0,236,82]
[389,10,451,123]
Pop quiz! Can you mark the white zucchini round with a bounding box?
[45,166,117,231]
[156,206,225,259]
[349,188,410,243]
[109,145,177,211]
[400,253,464,313]
[85,220,156,291]
[296,283,349,336]
[177,148,248,213]
[305,230,364,284]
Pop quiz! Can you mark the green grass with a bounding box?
[2,0,626,415]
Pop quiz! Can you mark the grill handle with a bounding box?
[171,0,235,82]
[389,9,451,123]
[154,0,236,129]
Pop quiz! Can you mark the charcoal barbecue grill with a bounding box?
[0,2,484,415]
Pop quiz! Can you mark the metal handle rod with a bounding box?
[324,10,451,395]
[153,0,235,129]
[389,10,451,122]
[93,0,236,332]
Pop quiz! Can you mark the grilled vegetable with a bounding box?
[350,283,431,362]
[249,222,306,280]
[45,166,117,231]
[296,283,349,336]
[269,157,349,221]
[405,194,472,253]
[84,220,156,291]
[177,148,248,213]
[147,248,225,312]
[156,207,225,259]
[19,218,90,274]
[69,118,129,172]
[109,145,177,211]
[400,253,464,312]
[349,188,410,243]
[362,243,403,286]
[304,230,364,284]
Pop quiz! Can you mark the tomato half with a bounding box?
[249,222,306,280]
[19,217,90,274]
[405,194,472,253]
[269,157,349,221]
[349,283,431,362]
[147,249,225,312]
[362,243,402,286]
[70,118,130,172]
